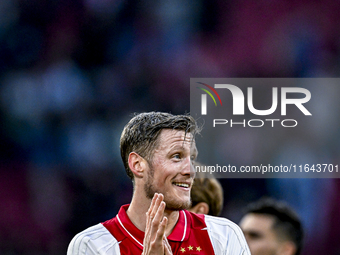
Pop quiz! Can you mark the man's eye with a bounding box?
[247,233,262,240]
[173,154,181,159]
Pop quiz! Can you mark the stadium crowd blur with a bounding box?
[0,0,340,254]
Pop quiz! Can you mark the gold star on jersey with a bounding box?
[178,245,203,253]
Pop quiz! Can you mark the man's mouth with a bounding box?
[173,182,190,188]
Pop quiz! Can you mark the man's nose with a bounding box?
[181,157,196,178]
[190,161,196,179]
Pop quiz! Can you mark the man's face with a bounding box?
[240,213,283,255]
[144,129,197,210]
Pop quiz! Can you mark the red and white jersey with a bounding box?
[67,204,250,255]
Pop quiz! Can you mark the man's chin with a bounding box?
[164,199,191,211]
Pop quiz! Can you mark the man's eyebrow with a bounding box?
[169,144,186,151]
[244,230,263,238]
[168,142,194,153]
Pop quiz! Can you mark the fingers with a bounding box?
[150,195,165,239]
[155,216,167,243]
[143,193,171,254]
[144,194,161,253]
[148,193,159,215]
[150,193,163,219]
[146,193,163,234]
[163,234,173,255]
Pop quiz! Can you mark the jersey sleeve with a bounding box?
[204,215,251,255]
[67,223,121,255]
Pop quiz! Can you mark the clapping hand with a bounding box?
[142,193,173,255]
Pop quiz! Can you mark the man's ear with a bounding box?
[278,241,297,255]
[189,202,209,215]
[128,152,147,179]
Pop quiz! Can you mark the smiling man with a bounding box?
[67,112,250,255]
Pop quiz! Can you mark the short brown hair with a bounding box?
[244,197,304,255]
[190,167,224,216]
[120,112,199,180]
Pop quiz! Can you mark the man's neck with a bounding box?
[126,195,180,237]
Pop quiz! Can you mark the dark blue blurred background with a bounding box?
[1,0,340,254]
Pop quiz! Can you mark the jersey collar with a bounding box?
[167,209,191,242]
[116,204,144,249]
[116,204,191,248]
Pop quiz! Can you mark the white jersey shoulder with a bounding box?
[204,215,251,255]
[67,223,121,255]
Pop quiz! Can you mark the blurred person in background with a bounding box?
[67,112,250,255]
[188,162,224,216]
[239,197,303,255]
